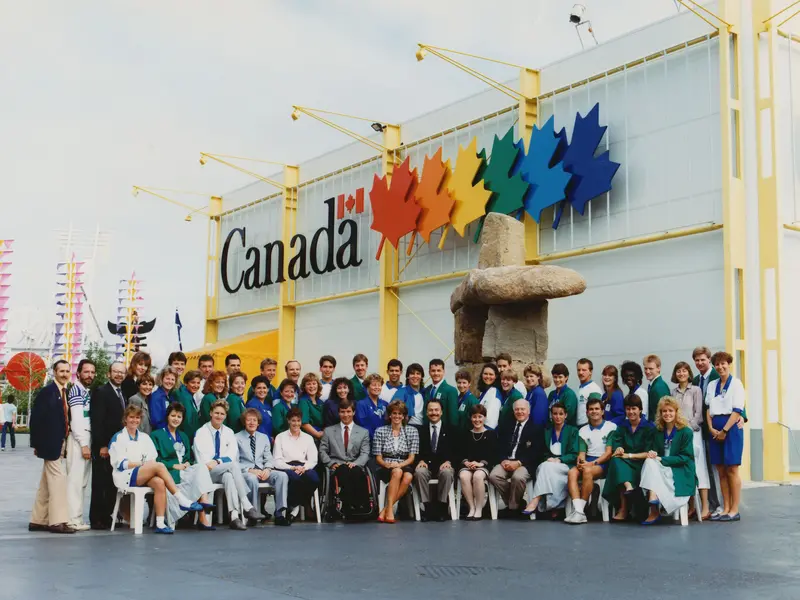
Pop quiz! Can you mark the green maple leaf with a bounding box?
[474,126,529,241]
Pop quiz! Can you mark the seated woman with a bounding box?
[151,402,217,530]
[324,377,354,428]
[372,400,420,523]
[149,366,179,432]
[458,404,497,521]
[640,396,697,525]
[671,361,710,519]
[127,373,154,435]
[355,373,389,440]
[391,364,425,427]
[199,371,229,425]
[173,370,203,443]
[273,407,320,519]
[245,374,273,438]
[523,402,579,517]
[225,372,247,433]
[602,394,655,521]
[477,363,502,430]
[193,400,263,530]
[272,379,299,438]
[109,405,203,534]
[298,373,325,444]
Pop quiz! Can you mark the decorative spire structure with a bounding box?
[52,254,86,378]
[107,272,155,366]
[0,240,13,369]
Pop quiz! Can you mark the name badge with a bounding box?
[525,441,531,447]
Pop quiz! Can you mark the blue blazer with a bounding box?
[30,382,68,461]
[392,385,423,421]
[526,386,549,427]
[148,387,171,432]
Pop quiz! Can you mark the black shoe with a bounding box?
[28,523,48,532]
[436,502,448,521]
[90,522,110,530]
[275,515,291,526]
[261,511,272,521]
[497,508,512,520]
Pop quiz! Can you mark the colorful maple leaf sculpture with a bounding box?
[445,138,491,246]
[518,116,573,223]
[475,126,529,241]
[553,103,621,226]
[410,147,456,254]
[369,157,422,260]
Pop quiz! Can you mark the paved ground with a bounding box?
[1,435,799,600]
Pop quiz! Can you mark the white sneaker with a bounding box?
[567,511,587,524]
[70,523,91,531]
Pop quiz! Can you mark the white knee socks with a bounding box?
[573,499,587,514]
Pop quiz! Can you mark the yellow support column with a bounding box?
[204,195,223,344]
[718,0,751,480]
[752,0,789,482]
[519,68,541,263]
[278,166,299,369]
[379,125,401,371]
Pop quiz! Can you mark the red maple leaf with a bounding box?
[369,157,422,259]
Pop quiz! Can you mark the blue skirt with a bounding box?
[709,415,743,466]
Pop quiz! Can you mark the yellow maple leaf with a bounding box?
[445,137,491,245]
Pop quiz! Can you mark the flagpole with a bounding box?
[174,308,183,351]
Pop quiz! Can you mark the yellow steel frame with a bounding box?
[378,126,401,371]
[204,196,223,343]
[753,0,789,481]
[520,68,541,264]
[278,166,299,370]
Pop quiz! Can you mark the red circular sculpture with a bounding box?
[2,352,47,392]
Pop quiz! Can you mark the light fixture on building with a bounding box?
[570,4,598,49]
[415,47,427,61]
[371,122,386,133]
[291,109,300,121]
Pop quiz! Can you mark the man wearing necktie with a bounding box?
[89,362,128,529]
[692,346,723,515]
[235,409,290,526]
[488,399,546,518]
[413,399,456,521]
[29,360,75,534]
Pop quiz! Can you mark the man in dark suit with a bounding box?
[89,362,127,529]
[488,398,545,518]
[414,398,456,521]
[29,360,74,533]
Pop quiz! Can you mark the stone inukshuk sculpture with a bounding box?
[450,213,587,386]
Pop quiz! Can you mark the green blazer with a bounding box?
[226,393,246,433]
[692,368,719,389]
[423,380,459,428]
[543,424,580,468]
[456,391,479,430]
[151,428,193,484]
[498,388,524,429]
[272,399,292,437]
[647,376,671,420]
[548,386,579,426]
[172,385,201,443]
[350,375,367,401]
[199,393,220,425]
[650,426,697,498]
[299,395,324,431]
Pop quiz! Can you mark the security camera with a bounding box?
[569,4,586,24]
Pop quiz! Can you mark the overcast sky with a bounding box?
[0,0,682,365]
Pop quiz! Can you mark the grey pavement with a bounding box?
[1,434,799,600]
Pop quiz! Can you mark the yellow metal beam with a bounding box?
[204,196,223,344]
[394,270,470,289]
[278,165,299,370]
[379,125,401,371]
[753,0,789,482]
[293,287,379,308]
[519,68,541,264]
[529,223,723,264]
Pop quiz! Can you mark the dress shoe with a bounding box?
[274,515,291,526]
[28,523,48,532]
[436,513,448,522]
[229,518,247,530]
[154,526,175,534]
[243,507,263,521]
[196,522,216,531]
[49,523,76,534]
[90,522,110,531]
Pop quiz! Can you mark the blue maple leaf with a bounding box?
[555,103,621,222]
[518,116,573,223]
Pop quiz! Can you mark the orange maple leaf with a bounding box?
[369,157,422,260]
[409,147,455,254]
[445,138,491,246]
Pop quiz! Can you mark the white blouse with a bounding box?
[705,376,746,417]
[273,429,318,470]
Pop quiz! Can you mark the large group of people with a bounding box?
[25,345,745,534]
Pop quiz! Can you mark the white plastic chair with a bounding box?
[411,478,458,521]
[299,489,322,523]
[673,489,704,526]
[110,487,153,535]
[565,479,611,522]
[378,480,415,517]
[455,479,499,520]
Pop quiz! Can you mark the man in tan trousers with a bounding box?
[29,359,75,534]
